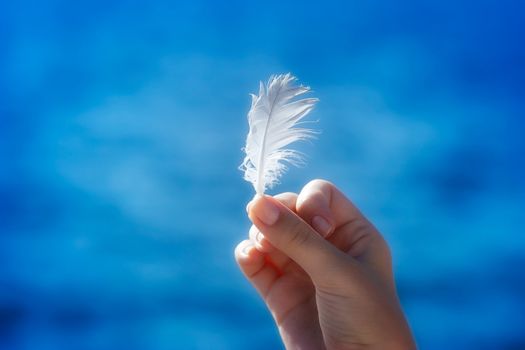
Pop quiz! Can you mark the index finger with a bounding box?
[297,180,393,282]
[296,179,368,233]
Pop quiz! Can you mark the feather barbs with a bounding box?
[241,73,319,194]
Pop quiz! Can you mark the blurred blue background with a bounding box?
[1,0,524,349]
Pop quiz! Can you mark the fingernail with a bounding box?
[254,197,280,226]
[255,230,264,243]
[312,216,333,237]
[242,242,254,256]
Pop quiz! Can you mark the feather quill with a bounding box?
[240,73,319,194]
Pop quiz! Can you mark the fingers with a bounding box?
[296,179,393,281]
[249,225,274,253]
[296,179,366,234]
[237,193,299,297]
[248,195,353,282]
[248,192,298,253]
[297,180,377,253]
[234,240,278,298]
[273,192,298,210]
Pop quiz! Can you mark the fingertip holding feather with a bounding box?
[240,74,319,194]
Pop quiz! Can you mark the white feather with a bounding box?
[240,73,319,194]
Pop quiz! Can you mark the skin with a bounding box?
[235,179,416,350]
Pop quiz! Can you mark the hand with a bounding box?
[235,180,416,350]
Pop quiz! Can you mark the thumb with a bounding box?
[248,195,354,282]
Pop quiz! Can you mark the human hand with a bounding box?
[235,180,416,350]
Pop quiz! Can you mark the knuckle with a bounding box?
[285,220,310,248]
[305,178,334,192]
[275,191,297,199]
[273,192,298,209]
[298,179,334,214]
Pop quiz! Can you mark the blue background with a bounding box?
[1,1,525,349]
